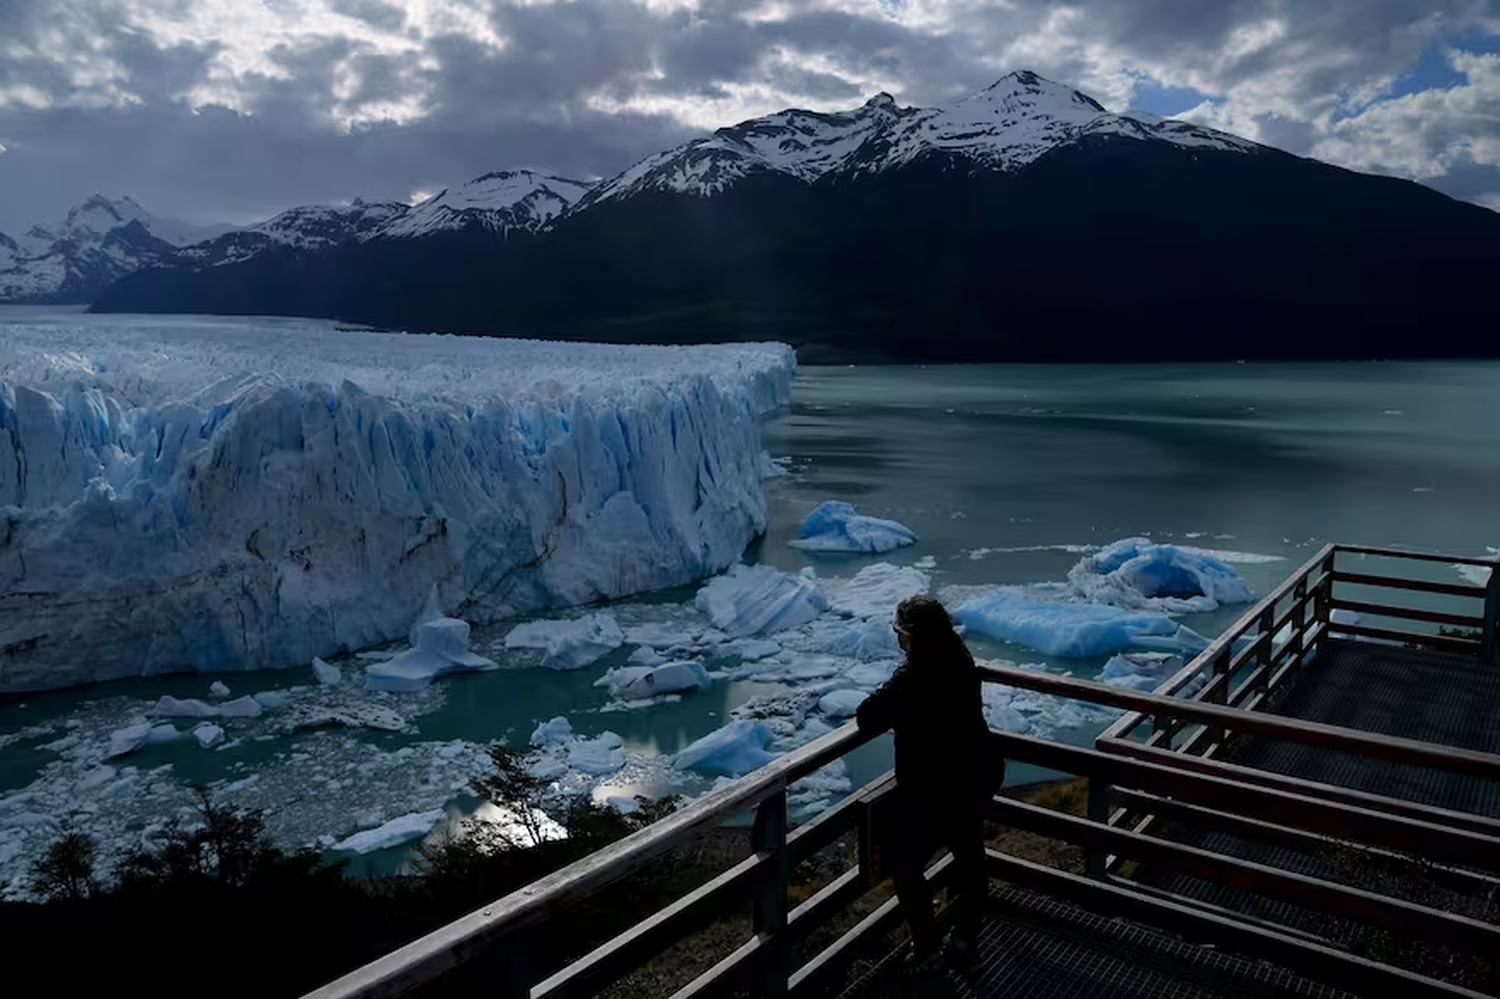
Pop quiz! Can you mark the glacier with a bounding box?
[0,318,795,692]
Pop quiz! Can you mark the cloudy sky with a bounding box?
[2,0,1499,233]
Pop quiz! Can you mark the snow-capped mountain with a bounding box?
[178,198,408,267]
[90,69,1500,364]
[0,195,237,302]
[375,170,593,240]
[576,70,1258,207]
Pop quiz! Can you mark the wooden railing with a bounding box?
[307,634,1500,999]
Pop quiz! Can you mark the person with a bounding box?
[855,593,1002,973]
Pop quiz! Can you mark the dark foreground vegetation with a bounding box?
[1,745,693,997]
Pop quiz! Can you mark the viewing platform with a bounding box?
[304,544,1500,999]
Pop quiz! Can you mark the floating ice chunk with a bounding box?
[818,618,901,660]
[789,501,917,554]
[527,756,569,780]
[367,606,500,691]
[717,638,781,660]
[192,723,225,748]
[531,716,573,747]
[953,591,1180,658]
[568,732,627,775]
[289,704,405,732]
[505,612,624,670]
[1099,653,1189,694]
[595,661,711,700]
[605,795,641,814]
[208,681,231,699]
[626,646,668,667]
[1067,538,1253,613]
[253,690,290,710]
[695,564,827,637]
[217,696,264,719]
[844,660,898,689]
[817,689,869,719]
[674,720,778,776]
[624,622,702,648]
[152,696,220,719]
[333,808,445,854]
[146,723,182,745]
[312,657,341,685]
[106,723,153,758]
[825,563,930,619]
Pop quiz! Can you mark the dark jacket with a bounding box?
[855,642,1000,807]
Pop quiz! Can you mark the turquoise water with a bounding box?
[2,357,1497,884]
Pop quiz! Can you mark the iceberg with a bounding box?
[311,657,342,685]
[816,688,869,719]
[694,564,827,637]
[531,716,575,747]
[208,681,231,699]
[1098,652,1194,694]
[568,732,627,776]
[504,612,624,671]
[1067,538,1253,613]
[595,661,711,701]
[789,501,917,554]
[333,808,445,854]
[366,601,499,691]
[953,591,1183,658]
[824,563,930,619]
[673,720,778,776]
[0,320,794,693]
[192,723,225,748]
[106,723,153,758]
[151,696,220,719]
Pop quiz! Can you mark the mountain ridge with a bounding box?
[71,69,1500,363]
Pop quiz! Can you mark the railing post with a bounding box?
[1086,777,1109,879]
[1286,578,1308,672]
[752,789,790,997]
[1483,567,1500,667]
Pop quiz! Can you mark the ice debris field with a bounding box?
[0,318,795,692]
[0,534,1266,898]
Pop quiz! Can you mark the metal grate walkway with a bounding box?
[1231,638,1500,815]
[836,881,1352,999]
[1134,638,1500,984]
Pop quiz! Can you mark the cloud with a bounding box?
[0,0,1498,233]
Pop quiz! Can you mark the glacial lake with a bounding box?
[2,342,1498,887]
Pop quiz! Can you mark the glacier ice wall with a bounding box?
[0,317,795,692]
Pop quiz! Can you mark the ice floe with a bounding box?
[953,591,1198,658]
[504,612,624,671]
[333,809,447,854]
[789,501,917,554]
[595,661,711,701]
[695,564,827,637]
[674,720,778,776]
[1066,538,1254,613]
[823,562,930,619]
[312,657,342,685]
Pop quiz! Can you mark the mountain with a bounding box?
[176,198,408,267]
[375,170,592,239]
[92,71,1500,362]
[0,195,236,303]
[576,70,1254,207]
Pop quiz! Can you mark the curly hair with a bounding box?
[893,594,970,667]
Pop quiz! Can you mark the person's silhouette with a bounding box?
[856,594,1002,969]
